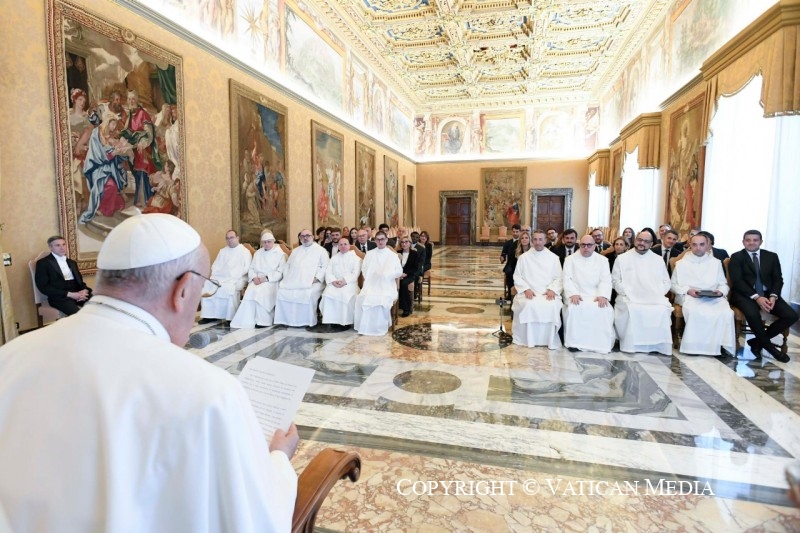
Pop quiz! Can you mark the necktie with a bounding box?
[567,248,572,256]
[752,252,764,296]
[362,244,367,252]
[596,244,601,253]
[663,249,670,266]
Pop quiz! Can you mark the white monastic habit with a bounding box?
[562,252,615,353]
[230,246,287,328]
[200,243,252,320]
[0,214,296,531]
[354,247,402,336]
[511,248,563,349]
[274,242,329,326]
[320,250,362,325]
[612,249,673,355]
[671,252,735,355]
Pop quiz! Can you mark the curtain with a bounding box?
[619,148,658,233]
[587,172,610,228]
[157,66,178,105]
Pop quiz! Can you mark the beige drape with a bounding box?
[587,149,610,186]
[619,113,662,169]
[701,0,800,140]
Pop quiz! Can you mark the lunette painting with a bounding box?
[47,0,186,272]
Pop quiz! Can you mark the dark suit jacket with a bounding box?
[729,248,784,302]
[399,249,419,278]
[651,245,681,274]
[354,241,376,253]
[35,254,91,299]
[500,238,518,274]
[551,244,577,266]
[712,247,729,261]
[594,241,611,254]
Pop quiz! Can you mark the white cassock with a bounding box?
[354,247,402,336]
[612,249,673,355]
[230,246,287,328]
[511,249,563,349]
[562,252,615,353]
[320,250,362,325]
[201,244,252,320]
[0,295,296,531]
[274,242,329,327]
[671,252,735,356]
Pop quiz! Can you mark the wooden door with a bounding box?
[536,196,565,233]
[445,197,471,245]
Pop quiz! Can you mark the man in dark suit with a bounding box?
[552,228,578,266]
[500,224,521,299]
[35,235,92,316]
[590,228,611,254]
[355,229,376,253]
[729,229,797,362]
[545,227,559,249]
[324,228,341,257]
[698,231,729,262]
[651,229,682,275]
[397,237,419,317]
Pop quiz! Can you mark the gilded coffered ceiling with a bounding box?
[308,0,673,112]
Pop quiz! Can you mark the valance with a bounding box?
[619,113,661,169]
[587,149,610,186]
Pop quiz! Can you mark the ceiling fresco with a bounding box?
[310,0,673,112]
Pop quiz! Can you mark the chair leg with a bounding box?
[734,318,742,352]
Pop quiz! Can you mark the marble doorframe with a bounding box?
[530,188,573,231]
[439,190,478,245]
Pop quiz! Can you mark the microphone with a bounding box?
[186,330,220,349]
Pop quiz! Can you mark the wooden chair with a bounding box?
[669,251,689,348]
[496,226,507,243]
[418,269,431,304]
[277,240,292,257]
[723,258,790,355]
[28,251,66,328]
[351,248,366,289]
[292,449,361,532]
[243,243,256,256]
[479,226,490,243]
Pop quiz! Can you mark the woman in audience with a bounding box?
[607,237,629,273]
[419,231,433,273]
[349,227,358,244]
[315,226,327,246]
[622,227,635,247]
[515,231,531,258]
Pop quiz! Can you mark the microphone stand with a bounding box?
[492,296,512,340]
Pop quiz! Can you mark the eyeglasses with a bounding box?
[300,233,313,238]
[635,238,652,244]
[375,237,387,242]
[579,243,595,248]
[178,270,221,297]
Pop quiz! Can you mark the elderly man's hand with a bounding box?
[269,423,300,459]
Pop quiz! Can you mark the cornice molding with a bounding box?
[619,112,661,140]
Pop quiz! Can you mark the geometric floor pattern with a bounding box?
[190,246,800,531]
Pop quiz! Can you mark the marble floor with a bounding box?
[190,246,800,532]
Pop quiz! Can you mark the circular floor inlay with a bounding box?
[394,370,461,394]
[446,306,485,314]
[392,323,512,352]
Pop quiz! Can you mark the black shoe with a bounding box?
[198,318,216,325]
[255,324,268,329]
[764,343,790,363]
[401,310,410,318]
[567,346,580,352]
[746,338,763,359]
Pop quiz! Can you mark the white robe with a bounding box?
[320,250,362,325]
[671,252,735,355]
[562,252,615,353]
[0,295,295,531]
[612,249,673,355]
[230,246,287,328]
[201,244,252,320]
[275,242,329,326]
[354,247,402,336]
[511,248,563,349]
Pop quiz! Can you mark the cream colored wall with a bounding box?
[416,159,589,242]
[0,0,414,331]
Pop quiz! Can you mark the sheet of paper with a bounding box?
[238,357,315,439]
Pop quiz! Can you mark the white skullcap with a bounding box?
[261,231,275,241]
[97,213,201,269]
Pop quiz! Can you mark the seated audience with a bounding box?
[324,228,341,257]
[545,227,559,249]
[199,230,251,323]
[671,233,735,356]
[511,230,563,349]
[35,235,92,316]
[621,227,635,248]
[640,227,658,248]
[651,229,682,275]
[500,224,521,300]
[0,213,299,530]
[275,229,329,327]
[729,229,797,362]
[698,230,729,261]
[354,232,402,335]
[349,228,358,244]
[319,238,362,330]
[562,235,615,353]
[230,231,286,329]
[591,228,611,253]
[419,231,433,273]
[552,228,578,265]
[612,231,673,355]
[354,228,377,253]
